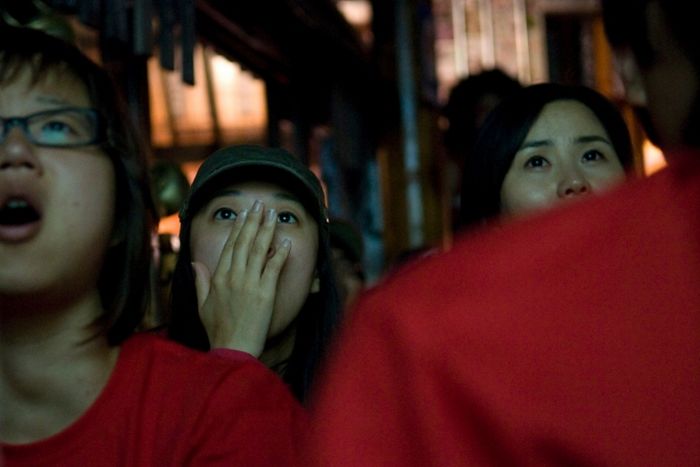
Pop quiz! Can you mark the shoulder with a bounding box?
[117,332,302,419]
[122,332,292,396]
[119,332,306,465]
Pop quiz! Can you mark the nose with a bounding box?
[267,231,279,260]
[0,127,42,172]
[557,169,591,198]
[267,234,291,260]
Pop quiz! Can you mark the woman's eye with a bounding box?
[582,149,606,162]
[39,120,76,143]
[44,120,73,133]
[31,111,94,145]
[524,155,550,169]
[213,207,237,221]
[277,211,299,224]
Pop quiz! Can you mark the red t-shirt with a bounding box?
[3,333,306,466]
[310,151,700,466]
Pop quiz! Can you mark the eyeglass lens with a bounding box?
[1,108,99,147]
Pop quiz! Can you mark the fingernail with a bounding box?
[239,209,248,221]
[281,238,291,248]
[253,200,262,212]
[266,208,276,222]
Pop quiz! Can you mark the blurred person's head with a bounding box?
[601,0,700,150]
[443,70,522,226]
[443,69,523,164]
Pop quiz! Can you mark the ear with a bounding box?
[615,47,648,107]
[310,271,321,294]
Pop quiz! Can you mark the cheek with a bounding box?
[276,229,319,286]
[59,158,116,245]
[589,166,626,191]
[190,224,228,272]
[285,236,318,278]
[500,175,554,216]
[268,234,319,336]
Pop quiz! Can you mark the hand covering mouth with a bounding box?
[0,197,41,226]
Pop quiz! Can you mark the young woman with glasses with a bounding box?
[0,26,304,466]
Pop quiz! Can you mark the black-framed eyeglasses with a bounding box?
[0,107,104,148]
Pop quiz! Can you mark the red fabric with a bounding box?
[3,333,306,466]
[210,347,258,362]
[310,151,700,466]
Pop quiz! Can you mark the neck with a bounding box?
[260,324,297,375]
[0,290,120,444]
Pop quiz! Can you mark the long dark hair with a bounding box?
[168,168,341,403]
[458,82,634,230]
[0,26,156,345]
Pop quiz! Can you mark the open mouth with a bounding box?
[0,198,41,226]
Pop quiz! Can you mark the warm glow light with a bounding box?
[148,45,268,148]
[158,213,181,236]
[148,45,213,146]
[335,0,373,48]
[209,52,268,142]
[642,139,667,176]
[336,0,372,25]
[148,56,172,147]
[181,160,203,184]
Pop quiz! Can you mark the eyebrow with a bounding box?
[576,135,613,146]
[36,96,77,107]
[519,135,613,150]
[519,139,551,150]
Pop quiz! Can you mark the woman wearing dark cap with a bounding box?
[168,145,341,403]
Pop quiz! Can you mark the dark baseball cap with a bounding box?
[179,145,329,226]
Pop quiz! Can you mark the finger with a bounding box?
[191,261,212,311]
[260,238,292,288]
[214,208,248,276]
[246,207,278,277]
[230,199,265,277]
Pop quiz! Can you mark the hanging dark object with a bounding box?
[0,0,76,42]
[0,0,196,85]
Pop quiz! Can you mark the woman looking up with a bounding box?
[0,26,303,466]
[459,83,634,230]
[168,145,341,403]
